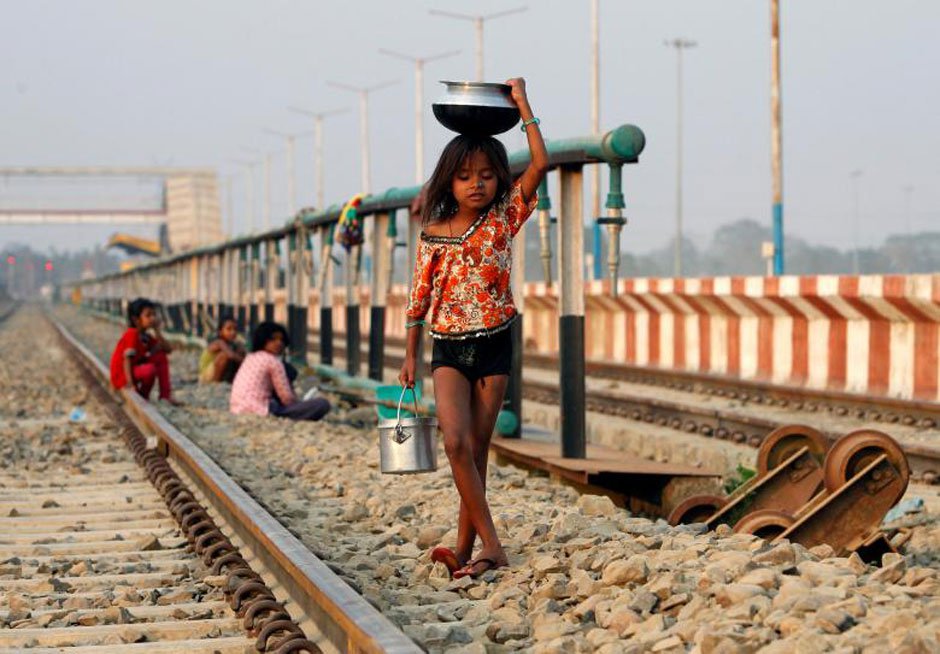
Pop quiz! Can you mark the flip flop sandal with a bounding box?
[452,557,503,580]
[430,546,463,577]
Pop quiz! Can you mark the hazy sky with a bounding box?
[1,0,938,258]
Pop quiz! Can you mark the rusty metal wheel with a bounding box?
[732,509,795,540]
[666,494,727,526]
[823,429,910,504]
[757,424,829,476]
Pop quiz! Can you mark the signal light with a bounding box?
[5,255,14,266]
[45,261,54,271]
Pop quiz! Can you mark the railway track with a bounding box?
[314,336,940,485]
[1,307,419,653]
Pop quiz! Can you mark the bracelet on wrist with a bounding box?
[405,319,426,329]
[520,117,541,131]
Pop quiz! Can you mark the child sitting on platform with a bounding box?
[109,297,183,405]
[229,321,330,421]
[198,315,245,384]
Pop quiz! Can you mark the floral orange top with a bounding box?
[406,180,538,340]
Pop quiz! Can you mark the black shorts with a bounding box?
[431,328,513,382]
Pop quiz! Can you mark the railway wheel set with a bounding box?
[669,424,912,560]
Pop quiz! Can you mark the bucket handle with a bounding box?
[392,386,421,444]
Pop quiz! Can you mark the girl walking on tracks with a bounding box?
[399,78,548,579]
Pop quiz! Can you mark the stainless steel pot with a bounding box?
[378,386,438,474]
[432,81,520,136]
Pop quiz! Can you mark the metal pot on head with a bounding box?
[432,81,520,136]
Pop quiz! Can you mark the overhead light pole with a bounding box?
[379,48,460,184]
[770,0,785,275]
[850,169,863,274]
[229,158,256,233]
[429,7,527,81]
[590,0,601,279]
[241,147,273,230]
[263,128,314,217]
[664,37,697,277]
[288,106,348,210]
[327,80,398,194]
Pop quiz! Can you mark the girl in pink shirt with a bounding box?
[230,322,330,421]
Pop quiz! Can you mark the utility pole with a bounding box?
[850,170,863,274]
[224,174,235,237]
[903,185,914,239]
[229,158,256,233]
[264,128,314,216]
[288,107,348,209]
[770,0,784,275]
[591,0,602,280]
[327,81,398,194]
[379,48,460,184]
[429,7,527,81]
[241,147,273,230]
[664,38,696,277]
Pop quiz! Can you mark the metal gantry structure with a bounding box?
[65,125,645,456]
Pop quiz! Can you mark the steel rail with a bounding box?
[311,331,940,430]
[311,335,940,484]
[47,313,421,654]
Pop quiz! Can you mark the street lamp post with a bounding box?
[264,128,315,217]
[229,158,256,233]
[850,170,863,274]
[770,0,785,275]
[429,7,527,81]
[327,80,398,194]
[288,107,348,210]
[591,0,602,280]
[241,146,274,230]
[665,37,697,278]
[379,48,460,184]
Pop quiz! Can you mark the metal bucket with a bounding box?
[432,81,520,136]
[378,386,438,474]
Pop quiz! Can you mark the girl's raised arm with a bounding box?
[506,78,548,202]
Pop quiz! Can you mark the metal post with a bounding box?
[195,256,204,336]
[263,153,272,230]
[294,229,310,365]
[264,240,277,322]
[771,0,784,275]
[346,245,362,376]
[475,16,484,81]
[851,170,863,274]
[234,247,245,330]
[604,163,626,296]
[249,243,260,334]
[666,38,696,277]
[286,136,295,217]
[369,211,391,381]
[315,118,324,208]
[537,177,553,287]
[319,224,335,365]
[286,232,297,354]
[591,0,602,280]
[505,198,526,438]
[558,166,586,458]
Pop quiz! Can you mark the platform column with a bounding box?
[558,165,586,459]
[293,228,310,366]
[264,240,277,323]
[504,197,527,438]
[249,242,261,334]
[318,224,335,365]
[345,243,362,376]
[285,232,297,353]
[368,211,391,381]
[235,247,246,331]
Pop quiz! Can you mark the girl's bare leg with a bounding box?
[433,367,506,568]
[455,374,509,564]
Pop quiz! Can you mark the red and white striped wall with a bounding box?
[283,274,940,401]
[523,275,940,401]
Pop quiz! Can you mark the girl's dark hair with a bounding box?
[252,321,290,352]
[217,313,237,337]
[127,297,155,326]
[422,135,512,225]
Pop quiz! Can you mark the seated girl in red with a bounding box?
[109,298,182,405]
